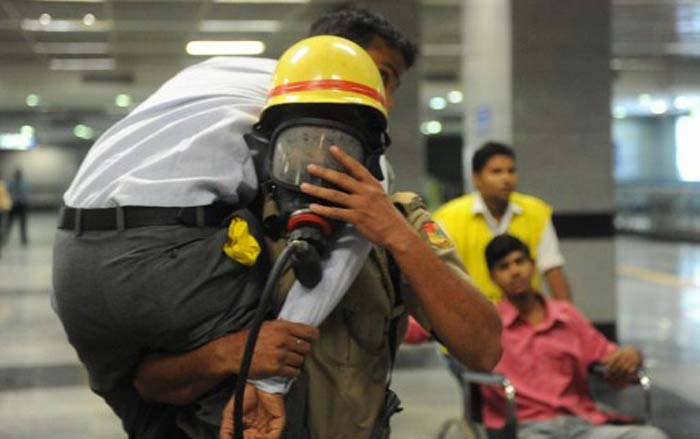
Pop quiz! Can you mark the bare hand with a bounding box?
[600,347,642,382]
[219,383,285,439]
[224,320,319,379]
[299,146,412,250]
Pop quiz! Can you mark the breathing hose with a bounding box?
[232,239,318,439]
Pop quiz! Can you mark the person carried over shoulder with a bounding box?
[481,234,668,439]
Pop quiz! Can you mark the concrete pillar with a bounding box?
[463,0,617,331]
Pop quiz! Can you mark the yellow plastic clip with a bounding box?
[222,216,261,266]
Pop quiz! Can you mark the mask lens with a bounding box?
[271,125,365,187]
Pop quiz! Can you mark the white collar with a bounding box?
[472,192,522,233]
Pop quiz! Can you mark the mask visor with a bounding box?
[270,123,365,188]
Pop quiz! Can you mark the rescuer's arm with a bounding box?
[133,320,318,405]
[301,146,502,371]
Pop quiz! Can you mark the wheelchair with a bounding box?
[436,354,654,439]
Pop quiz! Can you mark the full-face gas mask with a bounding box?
[268,116,387,222]
[245,111,389,287]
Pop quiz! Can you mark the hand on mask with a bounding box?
[299,146,415,252]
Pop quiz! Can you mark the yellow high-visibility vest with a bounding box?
[435,192,551,303]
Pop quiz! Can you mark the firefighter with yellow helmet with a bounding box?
[220,34,502,439]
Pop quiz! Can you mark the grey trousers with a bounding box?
[52,213,268,438]
[518,416,669,439]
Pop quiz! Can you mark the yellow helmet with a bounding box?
[261,35,388,124]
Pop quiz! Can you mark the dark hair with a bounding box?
[308,6,418,69]
[485,234,531,272]
[472,141,516,173]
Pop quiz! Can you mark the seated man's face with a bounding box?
[473,155,517,203]
[490,250,534,297]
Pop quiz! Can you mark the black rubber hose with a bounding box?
[233,241,299,439]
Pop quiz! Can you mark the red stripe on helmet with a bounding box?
[268,79,386,107]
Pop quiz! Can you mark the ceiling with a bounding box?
[0,0,699,142]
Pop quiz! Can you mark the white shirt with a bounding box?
[473,192,565,272]
[64,56,277,208]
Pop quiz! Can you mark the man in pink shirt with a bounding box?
[481,234,667,439]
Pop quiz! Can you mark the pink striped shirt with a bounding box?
[482,297,617,428]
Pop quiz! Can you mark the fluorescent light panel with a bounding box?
[21,18,112,32]
[199,20,281,33]
[213,0,309,3]
[34,42,110,54]
[49,58,115,70]
[186,40,264,56]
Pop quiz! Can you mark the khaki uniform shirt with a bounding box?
[267,192,472,439]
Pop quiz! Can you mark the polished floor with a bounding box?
[1,213,699,438]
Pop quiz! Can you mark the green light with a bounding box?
[26,94,40,107]
[420,120,443,135]
[447,90,463,104]
[20,125,35,137]
[115,94,132,108]
[74,124,94,140]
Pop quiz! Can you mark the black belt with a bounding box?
[57,203,237,232]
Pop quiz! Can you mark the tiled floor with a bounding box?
[1,213,698,438]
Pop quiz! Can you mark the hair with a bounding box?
[472,141,516,173]
[485,234,532,272]
[308,6,418,69]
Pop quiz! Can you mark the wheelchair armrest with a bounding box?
[460,370,515,396]
[442,353,519,439]
[588,362,651,387]
[458,368,518,438]
[588,362,653,424]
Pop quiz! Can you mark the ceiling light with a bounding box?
[115,94,132,108]
[35,0,103,2]
[26,94,40,107]
[34,42,110,54]
[20,126,35,137]
[39,13,52,26]
[429,96,447,110]
[447,90,463,104]
[199,20,281,33]
[83,13,96,26]
[49,58,115,71]
[213,0,310,3]
[420,120,443,135]
[674,96,693,110]
[650,100,668,115]
[74,124,95,140]
[186,40,265,56]
[21,18,113,32]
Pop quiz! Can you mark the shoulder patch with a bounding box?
[422,220,453,249]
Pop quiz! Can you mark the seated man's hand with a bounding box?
[600,347,643,383]
[220,383,285,439]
